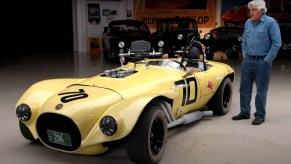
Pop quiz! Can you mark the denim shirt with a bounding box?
[241,14,282,63]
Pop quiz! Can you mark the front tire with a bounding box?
[126,105,168,164]
[19,121,38,142]
[207,77,232,115]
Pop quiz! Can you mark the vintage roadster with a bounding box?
[16,41,234,164]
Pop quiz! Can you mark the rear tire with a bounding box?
[226,46,239,59]
[126,105,168,164]
[207,77,232,115]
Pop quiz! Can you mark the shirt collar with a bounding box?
[251,14,266,26]
[259,14,267,22]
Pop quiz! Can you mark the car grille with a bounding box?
[36,113,81,151]
[187,33,197,42]
[131,40,151,51]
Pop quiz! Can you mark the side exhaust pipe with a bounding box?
[167,111,213,129]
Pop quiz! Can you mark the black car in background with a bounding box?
[102,20,152,62]
[201,21,244,59]
[279,24,291,56]
[151,18,205,58]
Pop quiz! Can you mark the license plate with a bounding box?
[47,129,72,146]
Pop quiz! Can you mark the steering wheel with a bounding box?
[164,60,186,70]
[176,60,186,71]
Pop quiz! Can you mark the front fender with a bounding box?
[16,78,84,138]
[82,93,162,146]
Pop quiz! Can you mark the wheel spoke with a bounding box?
[150,118,165,155]
[223,85,231,107]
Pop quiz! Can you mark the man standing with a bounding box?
[232,0,282,125]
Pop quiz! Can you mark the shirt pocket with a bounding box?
[255,29,267,41]
[245,29,252,38]
[244,30,253,46]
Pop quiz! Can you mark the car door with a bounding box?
[171,75,200,118]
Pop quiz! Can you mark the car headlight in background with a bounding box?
[237,36,242,42]
[99,115,117,136]
[282,43,291,50]
[118,41,125,48]
[158,40,164,47]
[177,34,183,40]
[204,33,211,40]
[16,104,31,121]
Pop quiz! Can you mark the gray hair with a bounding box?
[248,0,267,13]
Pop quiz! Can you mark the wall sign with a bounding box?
[88,3,100,24]
[103,9,110,16]
[133,0,217,28]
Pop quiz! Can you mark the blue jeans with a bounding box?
[240,57,272,119]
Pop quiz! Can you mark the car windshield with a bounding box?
[110,23,149,34]
[138,60,182,69]
[224,21,244,28]
[168,22,196,31]
[137,59,207,72]
[158,21,197,32]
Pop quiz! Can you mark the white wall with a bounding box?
[87,1,122,37]
[73,0,133,53]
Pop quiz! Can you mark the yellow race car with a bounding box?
[15,41,234,164]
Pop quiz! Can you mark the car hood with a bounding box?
[158,30,198,43]
[160,30,196,37]
[40,85,123,138]
[211,27,243,35]
[83,64,182,99]
[115,33,150,40]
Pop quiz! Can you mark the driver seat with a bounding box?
[188,42,201,59]
[185,44,203,72]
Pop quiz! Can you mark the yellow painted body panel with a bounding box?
[16,58,234,155]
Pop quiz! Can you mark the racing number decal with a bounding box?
[58,89,88,103]
[174,77,198,106]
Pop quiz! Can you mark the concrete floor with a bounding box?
[1,52,291,164]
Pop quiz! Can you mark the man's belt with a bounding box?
[246,54,266,59]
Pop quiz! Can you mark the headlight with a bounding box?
[204,33,211,40]
[16,104,31,121]
[99,116,117,136]
[238,36,242,42]
[158,40,164,47]
[177,34,183,40]
[118,41,125,48]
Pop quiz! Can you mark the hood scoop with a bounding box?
[102,68,137,78]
